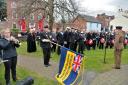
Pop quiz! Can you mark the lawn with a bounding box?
[17,42,128,72]
[0,42,127,84]
[0,65,58,85]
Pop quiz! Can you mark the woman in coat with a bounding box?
[0,29,20,85]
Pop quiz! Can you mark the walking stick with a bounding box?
[104,33,107,64]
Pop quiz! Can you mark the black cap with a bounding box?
[116,26,122,30]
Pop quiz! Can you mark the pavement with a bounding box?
[18,56,128,85]
[90,65,128,85]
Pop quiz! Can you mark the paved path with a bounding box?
[18,56,128,85]
[90,65,128,85]
[18,56,59,80]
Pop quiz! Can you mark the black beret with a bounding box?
[116,26,122,29]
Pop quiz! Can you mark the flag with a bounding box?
[56,47,84,85]
[38,16,45,32]
[20,19,27,32]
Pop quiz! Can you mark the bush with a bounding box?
[11,28,21,37]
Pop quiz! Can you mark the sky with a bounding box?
[80,0,128,12]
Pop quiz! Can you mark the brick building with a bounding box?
[69,15,101,32]
[96,13,114,32]
[6,0,46,31]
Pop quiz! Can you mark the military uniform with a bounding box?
[114,26,125,69]
[40,26,52,67]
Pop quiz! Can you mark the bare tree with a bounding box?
[16,0,81,31]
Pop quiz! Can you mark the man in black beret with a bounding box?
[40,25,52,67]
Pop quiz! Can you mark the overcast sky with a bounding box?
[80,0,128,12]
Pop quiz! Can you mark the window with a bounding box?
[13,22,16,28]
[97,23,99,28]
[11,2,17,8]
[12,10,17,19]
[30,14,34,20]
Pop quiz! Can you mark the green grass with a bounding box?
[17,42,128,72]
[17,42,43,58]
[17,42,60,61]
[84,48,128,72]
[0,65,58,85]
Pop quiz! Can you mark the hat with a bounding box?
[116,26,122,30]
[66,27,71,30]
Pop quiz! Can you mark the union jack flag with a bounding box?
[73,55,82,72]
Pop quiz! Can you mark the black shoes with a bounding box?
[6,81,11,85]
[44,64,51,67]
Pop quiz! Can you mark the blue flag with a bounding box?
[56,47,84,85]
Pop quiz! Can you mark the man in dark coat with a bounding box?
[69,28,77,51]
[51,31,57,52]
[27,28,37,52]
[0,29,20,85]
[86,32,93,50]
[92,32,97,50]
[99,32,105,49]
[56,28,64,55]
[63,27,71,48]
[78,31,85,54]
[40,26,52,67]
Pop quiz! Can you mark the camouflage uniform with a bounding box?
[114,26,125,69]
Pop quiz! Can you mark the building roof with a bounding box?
[77,15,101,23]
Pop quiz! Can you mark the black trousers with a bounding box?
[57,43,63,55]
[64,42,70,48]
[42,48,51,65]
[78,43,84,54]
[4,56,17,83]
[51,43,56,52]
[70,43,76,51]
[99,43,104,49]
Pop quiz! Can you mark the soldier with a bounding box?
[40,26,52,67]
[114,26,125,69]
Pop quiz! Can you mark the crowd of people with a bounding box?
[27,26,128,55]
[26,26,127,68]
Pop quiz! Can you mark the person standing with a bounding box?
[40,26,52,67]
[51,31,57,53]
[114,26,125,69]
[27,28,37,52]
[56,28,64,55]
[99,32,105,49]
[0,29,20,85]
[78,31,85,54]
[63,27,71,48]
